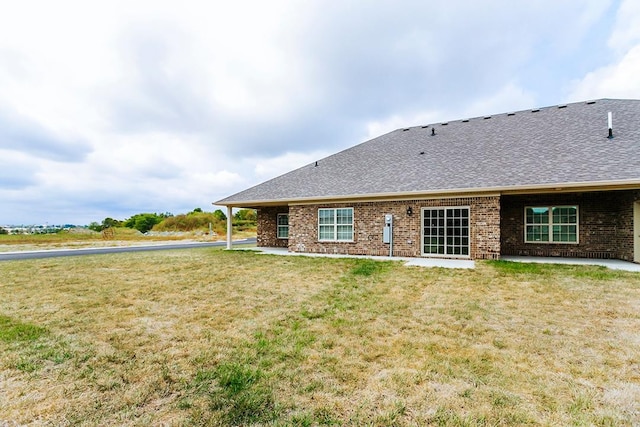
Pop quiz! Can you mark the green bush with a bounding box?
[124,213,166,233]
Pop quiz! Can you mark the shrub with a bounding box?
[153,212,225,234]
[124,213,165,233]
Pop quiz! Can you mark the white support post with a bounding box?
[226,206,233,250]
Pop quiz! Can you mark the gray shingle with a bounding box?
[217,99,640,206]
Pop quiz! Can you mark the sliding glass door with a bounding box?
[422,207,470,257]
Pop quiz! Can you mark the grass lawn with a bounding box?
[0,249,639,426]
[0,228,256,253]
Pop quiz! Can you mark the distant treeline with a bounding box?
[88,208,256,234]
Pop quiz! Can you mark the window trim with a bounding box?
[524,205,579,244]
[317,207,354,242]
[276,213,289,239]
[420,206,471,259]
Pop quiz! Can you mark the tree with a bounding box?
[88,222,103,232]
[124,213,164,233]
[191,207,203,214]
[0,227,8,235]
[212,209,227,221]
[102,217,122,229]
[234,209,257,222]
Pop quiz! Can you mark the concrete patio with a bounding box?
[243,247,640,272]
[500,256,640,272]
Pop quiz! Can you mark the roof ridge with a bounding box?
[402,98,640,131]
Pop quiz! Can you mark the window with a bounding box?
[525,206,578,243]
[318,208,353,241]
[422,207,470,257]
[277,214,289,239]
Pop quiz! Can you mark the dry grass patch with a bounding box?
[0,251,639,425]
[0,228,256,252]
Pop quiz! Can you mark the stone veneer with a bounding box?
[284,196,501,259]
[500,190,640,261]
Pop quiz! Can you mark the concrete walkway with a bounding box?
[245,247,640,272]
[501,256,640,272]
[246,247,475,269]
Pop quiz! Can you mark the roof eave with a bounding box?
[214,179,640,207]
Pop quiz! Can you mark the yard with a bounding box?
[0,248,639,426]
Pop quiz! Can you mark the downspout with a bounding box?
[226,206,233,250]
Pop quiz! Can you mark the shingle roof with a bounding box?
[217,99,640,206]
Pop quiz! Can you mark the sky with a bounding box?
[1,0,640,225]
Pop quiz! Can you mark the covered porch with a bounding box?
[500,189,640,263]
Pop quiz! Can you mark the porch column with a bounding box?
[226,206,233,250]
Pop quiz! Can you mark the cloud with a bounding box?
[568,45,640,100]
[0,0,627,224]
[0,108,91,162]
[608,0,640,53]
[0,151,38,190]
[252,150,333,180]
[459,83,538,117]
[567,0,640,101]
[106,25,213,134]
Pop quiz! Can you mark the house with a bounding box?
[216,99,640,263]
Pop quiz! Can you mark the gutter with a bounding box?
[214,179,640,208]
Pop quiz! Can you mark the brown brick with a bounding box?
[255,196,500,260]
[256,206,289,248]
[255,190,640,262]
[500,190,640,261]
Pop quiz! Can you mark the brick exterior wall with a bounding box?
[256,190,640,262]
[500,190,640,261]
[276,196,501,259]
[256,206,289,248]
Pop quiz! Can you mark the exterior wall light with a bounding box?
[406,207,413,216]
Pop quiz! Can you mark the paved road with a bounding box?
[0,238,257,261]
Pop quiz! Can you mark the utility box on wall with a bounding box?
[383,214,393,244]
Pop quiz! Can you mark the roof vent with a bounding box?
[314,161,318,167]
[531,109,540,112]
[608,112,613,139]
[441,122,448,126]
[507,113,515,116]
[586,100,596,105]
[483,116,491,120]
[431,127,435,136]
[462,119,469,123]
[419,151,425,155]
[558,105,567,109]
[402,128,410,131]
[421,125,429,129]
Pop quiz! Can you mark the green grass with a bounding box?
[0,315,74,373]
[0,249,639,425]
[0,315,47,342]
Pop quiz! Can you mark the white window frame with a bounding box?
[277,213,289,239]
[524,205,579,244]
[421,206,471,259]
[318,208,354,242]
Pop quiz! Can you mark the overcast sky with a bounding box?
[1,0,640,225]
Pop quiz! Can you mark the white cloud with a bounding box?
[365,111,443,139]
[0,0,628,224]
[567,0,640,101]
[252,151,332,180]
[460,83,538,118]
[568,45,640,100]
[608,0,640,53]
